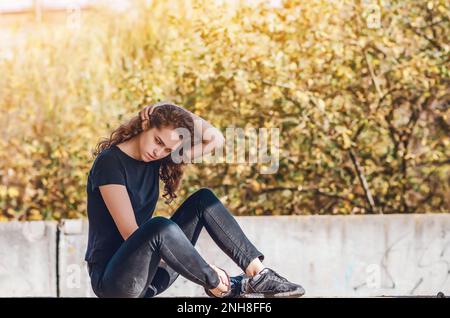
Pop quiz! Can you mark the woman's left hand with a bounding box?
[139,104,157,130]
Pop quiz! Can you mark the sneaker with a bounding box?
[227,273,246,298]
[204,272,246,298]
[240,268,305,298]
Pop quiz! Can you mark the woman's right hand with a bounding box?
[211,264,230,287]
[208,264,230,297]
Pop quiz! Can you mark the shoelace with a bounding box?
[270,270,289,283]
[243,269,291,293]
[249,269,289,286]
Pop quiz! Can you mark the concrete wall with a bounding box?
[58,219,96,297]
[156,215,450,297]
[0,221,57,296]
[1,215,449,297]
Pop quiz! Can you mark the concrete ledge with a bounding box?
[0,221,57,296]
[157,215,450,297]
[1,215,450,297]
[58,219,95,297]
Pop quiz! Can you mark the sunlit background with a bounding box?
[0,0,448,222]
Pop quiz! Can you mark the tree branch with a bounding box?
[348,148,378,213]
[407,23,446,51]
[363,50,383,99]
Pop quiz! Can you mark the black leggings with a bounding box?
[88,188,264,298]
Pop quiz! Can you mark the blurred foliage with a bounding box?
[0,0,449,221]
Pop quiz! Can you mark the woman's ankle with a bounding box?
[245,258,266,277]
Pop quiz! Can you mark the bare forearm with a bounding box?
[148,103,225,160]
[177,106,221,142]
[184,138,223,162]
[184,119,225,161]
[172,106,225,159]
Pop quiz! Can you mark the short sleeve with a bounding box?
[90,153,126,191]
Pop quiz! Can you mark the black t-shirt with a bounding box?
[84,144,161,266]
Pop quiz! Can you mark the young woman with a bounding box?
[85,102,305,298]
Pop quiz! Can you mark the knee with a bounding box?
[151,216,182,238]
[193,187,217,201]
[192,188,225,219]
[100,277,146,298]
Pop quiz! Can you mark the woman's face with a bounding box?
[138,126,182,162]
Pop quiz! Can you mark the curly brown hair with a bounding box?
[93,103,195,204]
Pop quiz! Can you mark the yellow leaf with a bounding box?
[7,187,20,198]
[342,134,353,150]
